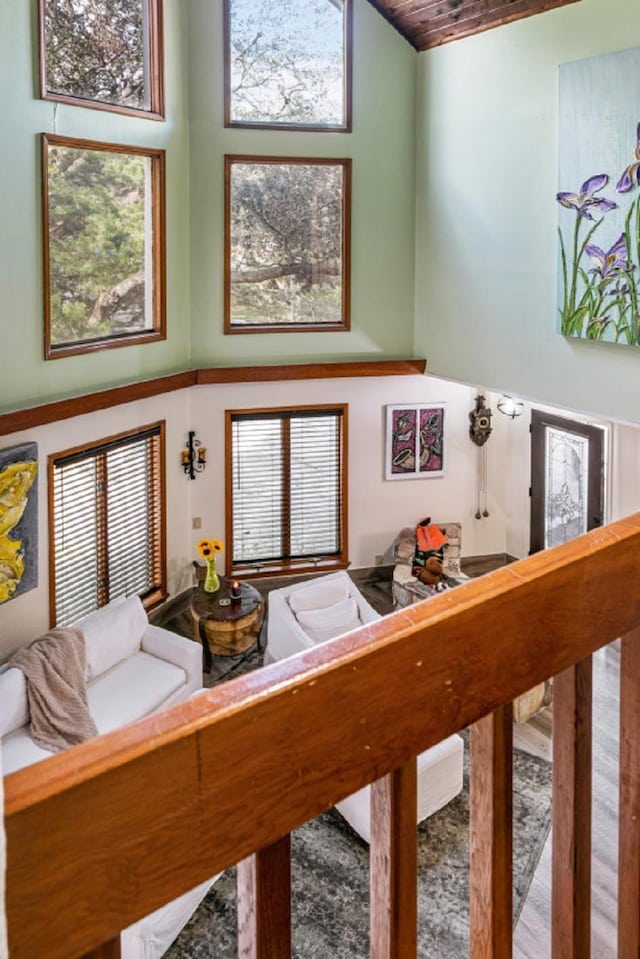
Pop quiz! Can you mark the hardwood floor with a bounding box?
[514,642,620,958]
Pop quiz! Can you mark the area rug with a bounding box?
[166,743,551,958]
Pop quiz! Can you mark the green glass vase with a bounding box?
[203,557,220,593]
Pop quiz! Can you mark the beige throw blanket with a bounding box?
[8,627,98,754]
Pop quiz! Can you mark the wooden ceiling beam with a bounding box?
[366,0,582,51]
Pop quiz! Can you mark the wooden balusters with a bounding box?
[237,834,292,959]
[618,629,640,959]
[370,759,418,959]
[552,657,593,959]
[470,705,514,959]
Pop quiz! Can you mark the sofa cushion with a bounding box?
[0,667,28,738]
[121,875,221,959]
[295,597,361,644]
[79,596,147,681]
[288,577,350,614]
[88,651,188,734]
[2,727,54,776]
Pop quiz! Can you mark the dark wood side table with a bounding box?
[190,578,264,671]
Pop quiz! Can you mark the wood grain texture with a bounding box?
[552,658,593,959]
[618,629,640,959]
[514,643,620,958]
[470,705,513,959]
[0,360,426,436]
[79,940,121,959]
[0,371,196,436]
[365,0,581,49]
[6,515,640,958]
[237,835,291,959]
[196,359,426,381]
[370,760,418,958]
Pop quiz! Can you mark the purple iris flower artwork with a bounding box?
[616,123,640,193]
[585,234,632,279]
[557,174,617,220]
[557,124,640,345]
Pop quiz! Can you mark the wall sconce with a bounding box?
[181,431,206,480]
[497,395,525,420]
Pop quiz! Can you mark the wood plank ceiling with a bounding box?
[366,0,582,50]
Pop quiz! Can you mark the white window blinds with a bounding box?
[230,408,345,570]
[51,425,164,625]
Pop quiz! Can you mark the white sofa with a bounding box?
[0,595,216,959]
[264,571,464,842]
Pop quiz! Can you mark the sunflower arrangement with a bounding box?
[197,538,223,560]
[197,538,223,593]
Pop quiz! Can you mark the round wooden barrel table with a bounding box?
[190,578,264,670]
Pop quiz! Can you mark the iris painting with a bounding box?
[557,47,640,346]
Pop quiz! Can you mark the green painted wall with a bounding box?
[187,0,416,365]
[0,0,191,414]
[414,0,640,423]
[0,0,416,417]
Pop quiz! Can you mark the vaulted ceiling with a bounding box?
[366,0,582,50]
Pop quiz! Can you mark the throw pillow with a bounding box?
[295,597,361,644]
[288,576,350,614]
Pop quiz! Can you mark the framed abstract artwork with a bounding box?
[385,404,445,480]
[0,443,38,604]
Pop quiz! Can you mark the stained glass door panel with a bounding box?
[530,410,604,555]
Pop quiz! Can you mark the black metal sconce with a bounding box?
[181,431,206,479]
[497,395,525,419]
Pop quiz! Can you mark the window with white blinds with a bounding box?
[228,407,346,573]
[50,423,165,626]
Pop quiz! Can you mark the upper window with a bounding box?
[227,406,347,576]
[39,0,164,119]
[225,156,351,333]
[49,423,166,626]
[43,134,166,359]
[224,0,352,132]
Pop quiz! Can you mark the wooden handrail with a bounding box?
[5,514,640,958]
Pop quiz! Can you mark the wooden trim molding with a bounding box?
[0,360,426,436]
[38,0,165,120]
[42,134,167,360]
[224,156,352,334]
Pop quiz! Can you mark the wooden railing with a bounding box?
[5,515,640,959]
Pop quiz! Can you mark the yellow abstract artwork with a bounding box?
[0,458,38,603]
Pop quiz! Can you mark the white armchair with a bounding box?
[264,570,380,664]
[264,571,464,842]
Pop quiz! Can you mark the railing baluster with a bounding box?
[552,656,593,959]
[470,704,513,959]
[370,758,418,959]
[619,629,640,959]
[237,834,291,959]
[80,939,121,959]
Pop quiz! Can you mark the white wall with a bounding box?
[13,373,614,659]
[0,390,193,658]
[189,374,510,571]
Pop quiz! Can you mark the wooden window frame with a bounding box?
[223,0,353,133]
[48,421,167,627]
[42,133,166,360]
[38,0,165,120]
[225,404,348,579]
[224,155,352,334]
